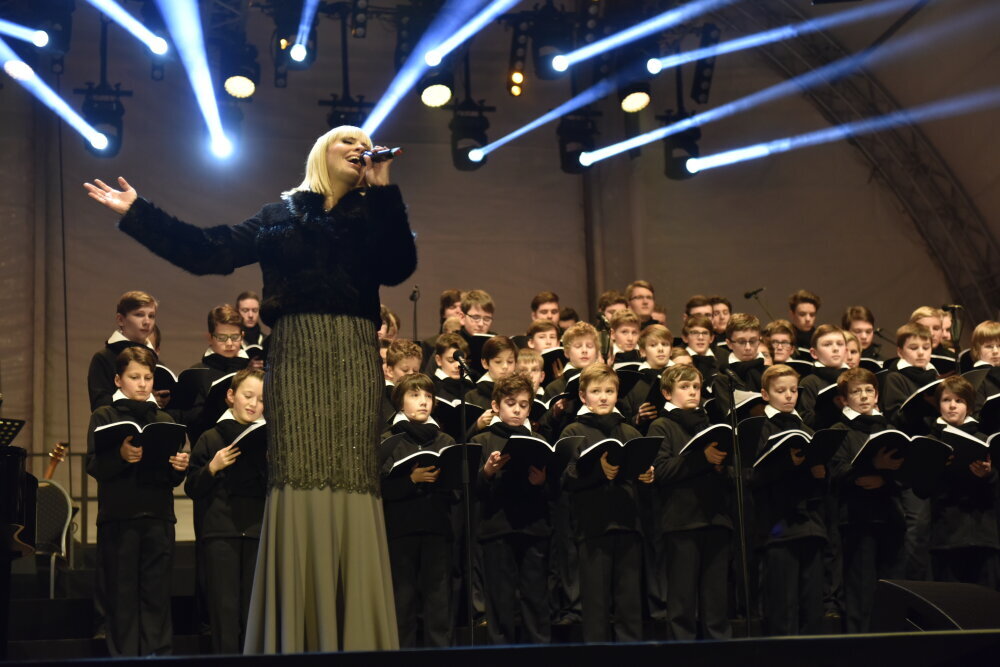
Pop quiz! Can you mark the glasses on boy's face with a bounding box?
[730,338,760,348]
[467,314,493,325]
[212,333,244,343]
[688,330,711,338]
[771,341,793,348]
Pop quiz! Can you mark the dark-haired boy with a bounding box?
[708,296,732,349]
[711,314,765,420]
[788,290,821,358]
[681,315,718,382]
[618,324,673,430]
[609,310,642,366]
[797,325,849,429]
[625,280,656,329]
[474,374,553,644]
[431,333,473,402]
[466,336,518,433]
[379,373,456,647]
[381,339,423,427]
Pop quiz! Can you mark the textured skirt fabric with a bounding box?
[243,313,399,653]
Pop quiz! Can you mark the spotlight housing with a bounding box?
[450,99,491,171]
[75,81,132,157]
[557,113,599,174]
[530,2,573,80]
[418,66,454,108]
[659,111,701,180]
[222,43,260,99]
[619,81,651,113]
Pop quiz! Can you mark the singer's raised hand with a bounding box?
[83,176,137,215]
[363,145,392,187]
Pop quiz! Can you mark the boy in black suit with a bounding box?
[379,373,457,647]
[561,364,654,642]
[88,290,159,410]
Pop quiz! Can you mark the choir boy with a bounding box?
[475,374,554,644]
[609,309,642,365]
[649,365,732,640]
[797,325,848,429]
[86,347,189,656]
[88,291,159,410]
[842,306,881,361]
[561,364,654,642]
[971,320,1000,414]
[711,313,766,419]
[828,368,903,633]
[754,364,828,636]
[431,333,472,402]
[625,280,657,328]
[379,373,456,647]
[788,290,821,355]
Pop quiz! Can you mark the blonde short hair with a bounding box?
[284,126,373,199]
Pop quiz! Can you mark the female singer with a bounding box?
[84,126,417,653]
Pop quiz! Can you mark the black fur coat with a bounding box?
[118,185,417,328]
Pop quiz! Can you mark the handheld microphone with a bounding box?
[451,349,475,378]
[363,147,403,163]
[744,287,765,299]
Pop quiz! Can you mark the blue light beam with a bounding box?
[362,0,487,135]
[687,86,1000,173]
[647,0,913,75]
[155,0,230,157]
[469,78,618,161]
[551,0,740,73]
[0,37,108,149]
[579,2,1000,167]
[0,18,49,47]
[292,0,321,62]
[424,0,520,67]
[85,0,168,55]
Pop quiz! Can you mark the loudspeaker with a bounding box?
[871,579,1000,632]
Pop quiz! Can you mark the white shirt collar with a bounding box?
[385,378,394,387]
[434,367,451,381]
[814,361,850,369]
[663,401,681,412]
[203,347,249,359]
[729,352,764,365]
[477,372,494,385]
[576,404,624,417]
[112,389,158,404]
[764,404,800,419]
[843,405,882,420]
[637,360,669,372]
[936,416,977,426]
[217,409,265,425]
[108,330,156,351]
[974,360,993,368]
[895,357,930,371]
[392,412,440,427]
[536,386,545,397]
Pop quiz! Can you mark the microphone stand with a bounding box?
[724,368,754,637]
[409,285,420,342]
[946,305,964,375]
[455,356,475,645]
[751,293,775,321]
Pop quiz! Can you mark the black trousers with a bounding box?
[203,537,258,654]
[450,500,485,624]
[388,533,453,647]
[664,526,732,640]
[97,518,175,656]
[840,523,903,633]
[761,536,825,636]
[481,534,550,644]
[931,547,1000,589]
[901,490,931,580]
[578,531,643,643]
[548,494,581,623]
[822,493,844,616]
[638,486,666,621]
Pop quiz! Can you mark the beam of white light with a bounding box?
[86,0,168,54]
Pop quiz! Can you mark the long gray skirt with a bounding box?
[243,313,398,653]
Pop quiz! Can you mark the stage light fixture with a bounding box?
[292,0,322,59]
[530,0,573,80]
[690,23,720,105]
[222,43,259,99]
[450,99,491,171]
[659,111,700,180]
[3,58,34,81]
[619,81,650,113]
[0,18,49,47]
[506,17,530,96]
[73,16,133,157]
[557,113,599,174]
[419,65,453,108]
[350,0,368,38]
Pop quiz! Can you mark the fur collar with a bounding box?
[282,189,366,219]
